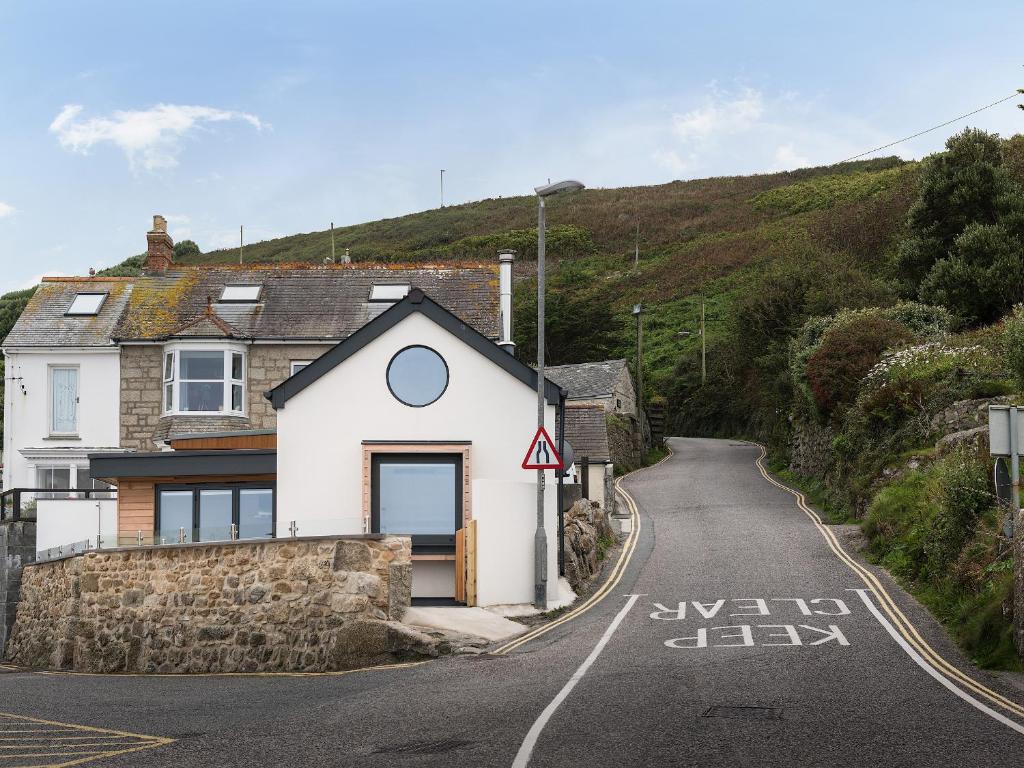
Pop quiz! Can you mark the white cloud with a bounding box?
[0,201,14,218]
[670,88,764,141]
[21,270,67,289]
[772,143,811,170]
[49,103,264,171]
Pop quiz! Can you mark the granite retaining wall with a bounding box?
[4,535,430,673]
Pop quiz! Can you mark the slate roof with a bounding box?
[544,359,629,400]
[559,404,611,461]
[112,264,500,341]
[267,288,563,409]
[2,278,134,348]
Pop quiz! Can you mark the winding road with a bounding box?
[2,437,1023,767]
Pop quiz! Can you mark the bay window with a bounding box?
[162,346,246,415]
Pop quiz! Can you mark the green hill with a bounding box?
[0,155,917,444]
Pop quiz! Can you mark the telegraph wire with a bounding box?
[839,92,1021,164]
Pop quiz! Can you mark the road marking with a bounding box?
[853,589,1024,736]
[750,441,1024,728]
[0,712,171,768]
[511,594,642,768]
[492,446,672,655]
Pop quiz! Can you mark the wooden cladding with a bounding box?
[168,434,277,451]
[115,474,276,541]
[360,443,472,531]
[454,519,477,606]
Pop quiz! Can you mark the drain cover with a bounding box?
[702,706,782,720]
[374,738,471,755]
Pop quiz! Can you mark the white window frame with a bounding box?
[290,360,312,376]
[48,364,80,436]
[161,343,247,416]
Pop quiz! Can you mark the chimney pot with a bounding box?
[145,214,174,273]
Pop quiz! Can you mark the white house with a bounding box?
[266,289,564,607]
[1,278,130,498]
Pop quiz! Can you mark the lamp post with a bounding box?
[633,303,644,446]
[534,178,584,608]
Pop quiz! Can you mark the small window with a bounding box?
[219,285,262,303]
[369,284,410,302]
[66,293,106,316]
[291,361,312,375]
[386,345,448,407]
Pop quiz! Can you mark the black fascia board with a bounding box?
[88,449,276,479]
[265,289,563,409]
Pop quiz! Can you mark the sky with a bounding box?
[1,0,1022,294]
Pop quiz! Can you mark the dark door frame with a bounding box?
[370,453,463,553]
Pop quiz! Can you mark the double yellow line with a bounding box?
[751,441,1024,722]
[492,448,673,655]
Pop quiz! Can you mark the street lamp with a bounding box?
[534,178,584,608]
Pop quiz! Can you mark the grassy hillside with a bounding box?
[0,155,918,444]
[184,156,915,396]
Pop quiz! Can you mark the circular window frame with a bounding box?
[386,344,450,408]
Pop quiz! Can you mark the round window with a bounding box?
[386,345,449,407]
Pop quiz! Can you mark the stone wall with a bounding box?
[4,535,433,673]
[789,418,835,481]
[0,520,36,655]
[607,413,642,471]
[562,499,615,592]
[247,344,333,431]
[120,343,332,451]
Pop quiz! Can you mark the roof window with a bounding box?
[219,285,262,303]
[369,284,410,302]
[66,292,107,316]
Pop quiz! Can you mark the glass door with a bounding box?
[371,454,462,552]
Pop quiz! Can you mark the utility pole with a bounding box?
[330,222,335,262]
[239,225,244,265]
[700,297,707,385]
[634,217,640,267]
[633,303,644,442]
[440,169,445,208]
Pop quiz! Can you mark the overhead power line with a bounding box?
[839,92,1021,164]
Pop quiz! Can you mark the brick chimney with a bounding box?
[145,214,174,273]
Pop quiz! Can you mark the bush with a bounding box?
[1002,303,1024,389]
[924,448,993,573]
[789,303,951,420]
[805,316,913,415]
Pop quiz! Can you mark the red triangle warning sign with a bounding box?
[522,426,564,470]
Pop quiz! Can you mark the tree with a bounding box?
[896,128,1024,324]
[173,239,201,261]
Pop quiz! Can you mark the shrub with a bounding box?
[1002,303,1024,389]
[924,448,993,573]
[805,316,913,415]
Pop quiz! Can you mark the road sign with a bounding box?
[522,426,564,470]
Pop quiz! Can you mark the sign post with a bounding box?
[988,405,1022,656]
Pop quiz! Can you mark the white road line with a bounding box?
[852,589,1024,736]
[511,594,643,768]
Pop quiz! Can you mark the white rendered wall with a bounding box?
[1,349,121,490]
[36,498,117,553]
[586,463,607,508]
[275,311,560,606]
[413,561,455,599]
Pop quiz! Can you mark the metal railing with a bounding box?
[1,487,116,523]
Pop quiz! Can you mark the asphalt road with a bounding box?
[2,436,1024,767]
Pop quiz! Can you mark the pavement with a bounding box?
[403,606,527,642]
[2,436,1023,767]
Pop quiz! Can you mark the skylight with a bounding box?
[66,293,106,316]
[219,285,262,303]
[369,284,410,302]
